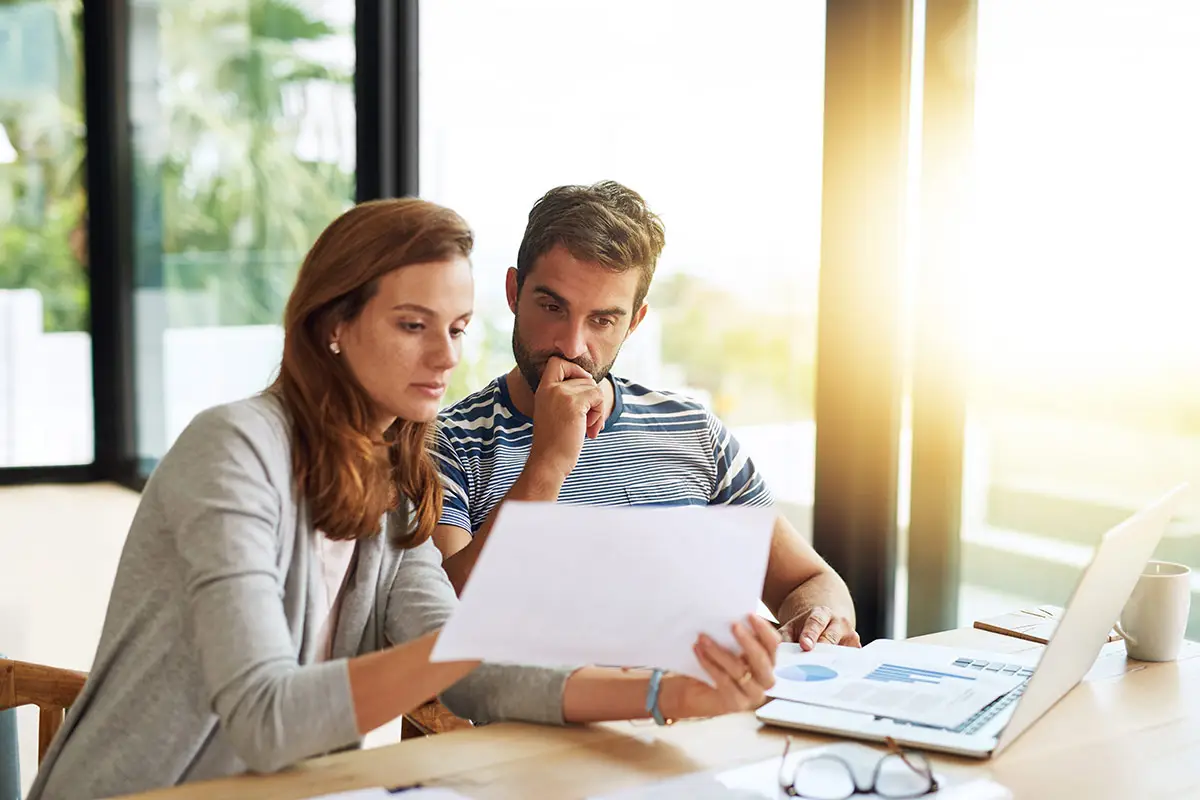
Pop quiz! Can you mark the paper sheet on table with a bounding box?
[429,502,775,685]
[766,643,1024,729]
[308,788,469,799]
[588,742,1012,799]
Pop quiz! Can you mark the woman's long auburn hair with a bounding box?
[270,198,473,547]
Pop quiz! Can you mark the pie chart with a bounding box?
[777,664,838,682]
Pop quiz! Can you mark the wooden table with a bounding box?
[122,627,1200,800]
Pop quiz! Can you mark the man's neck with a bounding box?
[505,366,616,424]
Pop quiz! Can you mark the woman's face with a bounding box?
[333,256,473,427]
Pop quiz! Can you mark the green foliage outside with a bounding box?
[0,0,88,331]
[653,272,818,425]
[0,0,354,332]
[1,0,820,427]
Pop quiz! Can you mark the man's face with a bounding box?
[508,243,647,392]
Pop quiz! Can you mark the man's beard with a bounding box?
[512,316,618,392]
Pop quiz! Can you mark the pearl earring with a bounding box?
[329,341,341,355]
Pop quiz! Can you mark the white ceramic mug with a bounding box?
[1114,560,1192,661]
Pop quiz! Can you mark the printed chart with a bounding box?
[776,664,839,683]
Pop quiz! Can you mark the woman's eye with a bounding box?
[450,327,467,339]
[400,321,425,332]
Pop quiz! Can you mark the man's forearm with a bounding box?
[441,463,566,594]
[776,569,855,636]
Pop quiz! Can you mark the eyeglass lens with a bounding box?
[788,751,935,799]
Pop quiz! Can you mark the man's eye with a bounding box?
[594,318,615,328]
[542,304,561,313]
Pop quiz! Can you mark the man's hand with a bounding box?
[780,606,861,650]
[527,356,605,481]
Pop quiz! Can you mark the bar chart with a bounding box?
[865,664,977,685]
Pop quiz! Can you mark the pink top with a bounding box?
[312,535,357,661]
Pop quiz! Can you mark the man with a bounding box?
[432,181,859,649]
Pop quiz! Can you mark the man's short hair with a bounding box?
[515,180,666,309]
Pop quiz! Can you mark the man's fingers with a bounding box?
[558,360,593,381]
[540,356,571,385]
[818,620,848,645]
[798,608,832,650]
[542,356,594,385]
[586,408,604,438]
[561,382,605,438]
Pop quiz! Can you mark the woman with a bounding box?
[29,199,781,798]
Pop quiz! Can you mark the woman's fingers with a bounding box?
[696,642,739,710]
[749,614,783,656]
[732,621,776,690]
[697,633,746,681]
[692,617,788,713]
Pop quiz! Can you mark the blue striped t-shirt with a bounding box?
[433,374,773,535]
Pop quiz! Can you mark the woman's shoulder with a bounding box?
[185,393,289,447]
[155,393,295,485]
[189,392,290,438]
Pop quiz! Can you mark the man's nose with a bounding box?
[554,320,588,361]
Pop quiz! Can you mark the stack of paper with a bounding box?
[765,643,1024,729]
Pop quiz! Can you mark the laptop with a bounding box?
[756,483,1190,758]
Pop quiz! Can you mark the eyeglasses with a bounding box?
[777,737,939,799]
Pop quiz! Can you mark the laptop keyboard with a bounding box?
[953,656,1036,679]
[950,657,1035,734]
[884,657,1035,734]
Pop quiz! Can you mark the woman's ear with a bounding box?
[329,320,346,354]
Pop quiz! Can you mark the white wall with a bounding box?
[0,289,283,467]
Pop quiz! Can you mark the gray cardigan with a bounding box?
[29,394,569,799]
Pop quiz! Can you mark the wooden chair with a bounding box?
[400,699,473,739]
[0,659,87,763]
[0,656,459,755]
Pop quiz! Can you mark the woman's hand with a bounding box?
[658,615,782,720]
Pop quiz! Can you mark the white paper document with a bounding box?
[766,643,1024,729]
[429,501,775,685]
[588,742,1012,799]
[308,788,469,799]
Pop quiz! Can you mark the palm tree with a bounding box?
[155,0,353,324]
[0,0,88,332]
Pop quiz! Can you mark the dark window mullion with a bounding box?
[83,0,137,488]
[356,0,418,201]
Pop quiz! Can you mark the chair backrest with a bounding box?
[1,654,18,800]
[400,699,473,739]
[0,659,87,766]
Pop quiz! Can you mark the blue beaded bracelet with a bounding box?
[645,668,672,726]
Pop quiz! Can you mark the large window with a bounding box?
[958,2,1200,636]
[128,0,355,468]
[421,1,827,526]
[0,0,91,467]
